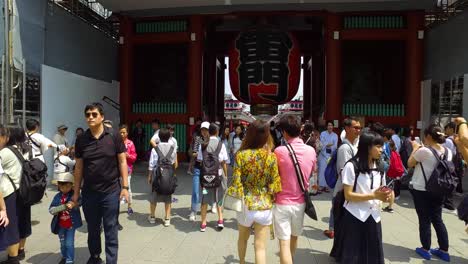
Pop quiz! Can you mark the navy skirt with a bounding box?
[0,192,19,251]
[330,210,384,264]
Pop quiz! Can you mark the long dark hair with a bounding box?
[239,120,270,151]
[221,125,230,141]
[7,127,28,154]
[233,124,245,141]
[352,131,384,174]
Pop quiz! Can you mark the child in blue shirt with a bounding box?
[49,172,82,264]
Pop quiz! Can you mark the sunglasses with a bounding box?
[85,112,99,118]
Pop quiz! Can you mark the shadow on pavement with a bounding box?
[303,225,330,241]
[26,247,89,264]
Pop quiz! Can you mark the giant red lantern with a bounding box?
[229,27,301,112]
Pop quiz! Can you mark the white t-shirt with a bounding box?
[169,137,178,151]
[232,136,242,154]
[28,133,57,162]
[54,155,76,174]
[148,142,177,171]
[150,130,160,145]
[342,161,385,223]
[197,136,229,175]
[410,146,453,191]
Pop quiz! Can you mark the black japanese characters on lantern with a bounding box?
[229,27,300,105]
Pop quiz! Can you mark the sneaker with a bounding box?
[59,258,66,264]
[217,220,224,230]
[187,170,193,175]
[394,196,400,201]
[430,248,451,262]
[211,205,217,214]
[383,206,394,213]
[189,212,196,222]
[118,223,123,231]
[17,249,25,260]
[0,256,20,264]
[164,219,170,227]
[442,208,457,214]
[415,247,431,260]
[323,230,334,239]
[127,207,134,215]
[148,216,156,224]
[200,223,207,232]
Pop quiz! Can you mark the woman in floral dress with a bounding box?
[226,120,282,264]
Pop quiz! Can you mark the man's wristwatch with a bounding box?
[122,186,129,190]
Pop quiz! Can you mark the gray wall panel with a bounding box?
[425,10,468,81]
[44,5,118,82]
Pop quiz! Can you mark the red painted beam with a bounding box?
[119,16,133,125]
[325,13,342,123]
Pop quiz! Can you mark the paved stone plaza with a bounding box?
[2,163,467,264]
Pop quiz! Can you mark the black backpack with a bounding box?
[420,147,458,196]
[201,141,223,189]
[6,146,48,206]
[152,146,177,195]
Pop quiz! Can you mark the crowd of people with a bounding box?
[0,101,467,264]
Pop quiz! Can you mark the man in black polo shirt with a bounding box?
[72,103,129,264]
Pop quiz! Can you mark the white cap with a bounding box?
[57,144,68,153]
[201,121,210,130]
[56,172,74,183]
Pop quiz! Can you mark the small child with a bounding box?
[49,173,82,264]
[147,128,178,227]
[383,140,404,213]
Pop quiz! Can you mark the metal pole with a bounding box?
[4,0,10,124]
[22,58,25,128]
[1,55,4,124]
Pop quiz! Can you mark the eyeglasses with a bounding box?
[353,126,362,130]
[85,112,99,118]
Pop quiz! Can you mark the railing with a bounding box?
[132,102,187,114]
[135,20,188,34]
[132,123,187,153]
[342,104,405,117]
[343,16,406,29]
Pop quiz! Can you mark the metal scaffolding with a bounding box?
[426,0,468,28]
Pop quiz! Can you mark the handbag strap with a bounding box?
[285,143,306,193]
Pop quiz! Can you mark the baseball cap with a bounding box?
[57,124,68,131]
[56,172,74,184]
[201,121,210,130]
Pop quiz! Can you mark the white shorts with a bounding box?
[273,204,306,240]
[237,209,273,227]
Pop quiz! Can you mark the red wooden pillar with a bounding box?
[325,13,342,124]
[119,16,133,124]
[406,12,424,128]
[216,57,226,122]
[188,16,204,120]
[303,56,312,121]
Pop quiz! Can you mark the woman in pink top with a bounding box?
[120,124,137,214]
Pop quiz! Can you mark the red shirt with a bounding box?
[59,194,72,229]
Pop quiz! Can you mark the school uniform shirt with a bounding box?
[169,137,178,152]
[197,136,229,176]
[28,133,57,162]
[148,142,177,171]
[410,146,453,192]
[54,155,76,174]
[342,162,385,223]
